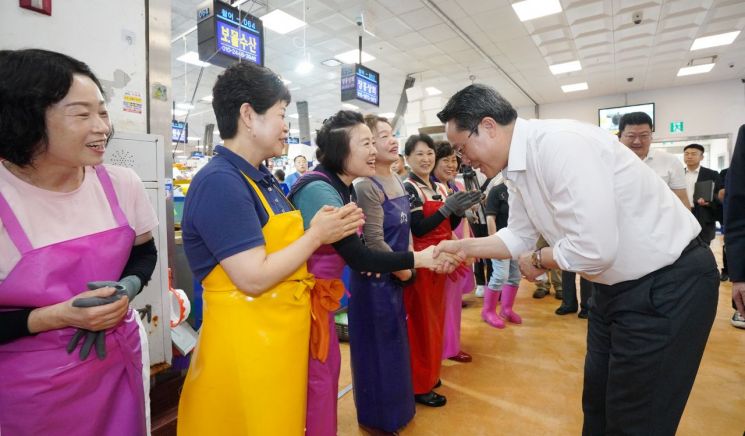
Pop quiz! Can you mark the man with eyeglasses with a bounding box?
[434,84,718,435]
[618,112,691,209]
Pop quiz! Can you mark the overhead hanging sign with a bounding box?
[197,0,264,68]
[341,63,380,107]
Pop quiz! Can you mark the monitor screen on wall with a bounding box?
[598,103,655,135]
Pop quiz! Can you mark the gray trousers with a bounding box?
[582,238,718,435]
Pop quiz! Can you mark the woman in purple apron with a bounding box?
[347,115,417,434]
[0,50,158,436]
[289,111,460,436]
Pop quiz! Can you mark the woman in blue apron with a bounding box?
[348,115,416,434]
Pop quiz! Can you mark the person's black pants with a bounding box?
[582,238,718,435]
[561,271,594,311]
[471,222,492,286]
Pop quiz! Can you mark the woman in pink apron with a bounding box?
[431,141,475,363]
[0,49,159,436]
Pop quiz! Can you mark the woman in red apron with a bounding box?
[402,134,482,408]
[0,49,159,436]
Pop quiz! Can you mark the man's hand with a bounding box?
[733,282,745,317]
[518,251,546,282]
[696,197,710,207]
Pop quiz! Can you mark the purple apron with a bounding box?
[348,176,415,432]
[0,166,146,436]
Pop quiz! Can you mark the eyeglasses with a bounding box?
[454,125,478,159]
[620,133,652,142]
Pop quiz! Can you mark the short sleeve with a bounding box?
[292,181,344,229]
[183,169,266,262]
[119,167,158,236]
[668,157,687,190]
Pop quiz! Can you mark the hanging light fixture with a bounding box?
[295,0,313,74]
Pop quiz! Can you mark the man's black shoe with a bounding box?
[414,391,447,407]
[578,309,589,319]
[555,305,577,315]
[720,272,729,282]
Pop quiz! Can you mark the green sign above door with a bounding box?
[670,121,684,133]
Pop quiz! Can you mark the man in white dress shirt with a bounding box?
[434,84,718,435]
[617,112,692,209]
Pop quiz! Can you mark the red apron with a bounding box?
[0,166,146,436]
[404,182,451,394]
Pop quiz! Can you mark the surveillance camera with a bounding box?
[632,11,643,25]
[355,15,363,26]
[627,77,634,82]
[729,63,735,68]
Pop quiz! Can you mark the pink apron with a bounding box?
[0,165,146,436]
[441,218,475,359]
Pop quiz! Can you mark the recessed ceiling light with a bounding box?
[201,95,213,102]
[341,103,359,110]
[425,87,442,96]
[173,109,188,117]
[512,0,562,22]
[549,60,582,75]
[322,58,342,67]
[561,82,588,93]
[379,112,396,118]
[677,63,715,76]
[176,51,211,67]
[260,9,307,34]
[690,31,741,51]
[334,49,376,64]
[176,102,194,110]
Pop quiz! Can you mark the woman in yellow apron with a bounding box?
[177,62,364,436]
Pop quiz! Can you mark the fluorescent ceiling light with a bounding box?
[425,87,442,96]
[281,78,292,85]
[690,31,740,51]
[295,57,314,74]
[173,109,188,117]
[187,136,201,141]
[334,49,375,64]
[260,9,306,34]
[549,60,581,75]
[176,51,211,67]
[176,102,194,110]
[341,103,359,110]
[379,112,396,118]
[289,113,299,119]
[512,0,562,22]
[561,82,588,93]
[173,150,186,154]
[677,63,715,76]
[288,86,301,91]
[289,128,300,134]
[200,95,213,102]
[322,58,342,67]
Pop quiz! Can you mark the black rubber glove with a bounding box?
[439,190,483,217]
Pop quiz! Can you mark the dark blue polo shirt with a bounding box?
[182,145,294,282]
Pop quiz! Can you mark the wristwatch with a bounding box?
[531,248,544,270]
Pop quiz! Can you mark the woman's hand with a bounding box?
[392,269,413,281]
[308,203,365,245]
[60,287,129,331]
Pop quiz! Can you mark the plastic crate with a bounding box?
[334,308,349,342]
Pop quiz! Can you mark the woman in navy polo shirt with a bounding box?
[177,63,364,436]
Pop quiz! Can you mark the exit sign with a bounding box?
[670,121,684,133]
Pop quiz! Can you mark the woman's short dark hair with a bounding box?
[404,133,435,156]
[434,141,455,163]
[437,84,517,133]
[0,49,104,167]
[212,62,291,140]
[273,169,286,181]
[315,110,365,175]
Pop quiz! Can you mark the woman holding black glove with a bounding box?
[403,134,482,408]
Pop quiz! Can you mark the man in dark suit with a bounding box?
[683,143,723,243]
[725,125,745,329]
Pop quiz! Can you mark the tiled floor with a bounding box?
[336,238,745,435]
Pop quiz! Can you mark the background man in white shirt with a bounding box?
[617,112,692,209]
[434,84,718,435]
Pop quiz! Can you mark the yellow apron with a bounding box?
[178,175,314,436]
